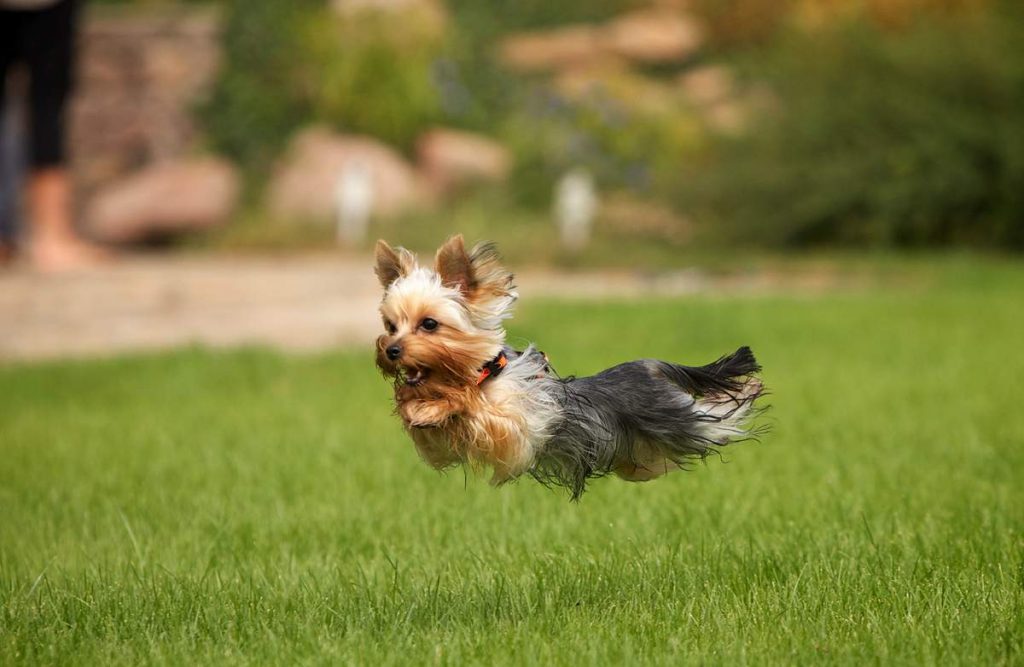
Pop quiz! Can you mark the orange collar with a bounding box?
[476,351,509,385]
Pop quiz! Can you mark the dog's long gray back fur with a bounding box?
[526,347,765,499]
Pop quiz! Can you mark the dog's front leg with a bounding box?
[400,398,459,427]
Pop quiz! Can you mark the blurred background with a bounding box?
[1,0,1022,358]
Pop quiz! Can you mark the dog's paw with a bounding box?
[400,399,453,427]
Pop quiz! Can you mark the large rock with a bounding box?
[268,127,428,223]
[677,65,735,107]
[86,157,239,243]
[498,26,609,73]
[603,9,703,63]
[498,10,704,73]
[416,128,511,196]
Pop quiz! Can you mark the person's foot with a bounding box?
[29,232,110,272]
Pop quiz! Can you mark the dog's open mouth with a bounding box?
[401,366,431,387]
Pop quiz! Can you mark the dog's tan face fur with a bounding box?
[374,235,516,405]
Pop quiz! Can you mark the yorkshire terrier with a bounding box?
[375,235,766,499]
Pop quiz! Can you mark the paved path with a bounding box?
[0,254,844,362]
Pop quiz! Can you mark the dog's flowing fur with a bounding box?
[375,235,766,499]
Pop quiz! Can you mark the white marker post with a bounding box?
[335,161,374,246]
[555,168,597,253]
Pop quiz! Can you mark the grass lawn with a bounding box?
[1,258,1023,664]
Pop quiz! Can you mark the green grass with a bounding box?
[2,260,1023,664]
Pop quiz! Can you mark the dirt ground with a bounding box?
[0,254,848,362]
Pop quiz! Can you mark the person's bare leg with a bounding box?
[27,166,106,271]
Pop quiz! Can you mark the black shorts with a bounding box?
[0,0,79,169]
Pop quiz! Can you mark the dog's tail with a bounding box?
[655,346,761,397]
[656,346,767,446]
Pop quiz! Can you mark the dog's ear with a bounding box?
[375,240,415,288]
[435,235,475,293]
[437,235,516,329]
[464,241,513,303]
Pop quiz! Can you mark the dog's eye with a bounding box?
[420,318,439,332]
[385,320,397,334]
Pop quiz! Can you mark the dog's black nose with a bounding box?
[386,344,402,361]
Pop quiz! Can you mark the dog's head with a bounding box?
[374,235,516,392]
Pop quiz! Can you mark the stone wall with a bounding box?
[69,6,222,200]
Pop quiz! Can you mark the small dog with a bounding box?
[375,235,766,498]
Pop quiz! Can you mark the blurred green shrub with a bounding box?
[503,83,704,206]
[299,8,443,149]
[688,0,994,49]
[199,0,318,175]
[685,8,1024,248]
[201,0,441,178]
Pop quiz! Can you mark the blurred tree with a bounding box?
[683,6,1024,248]
[200,0,443,183]
[200,0,318,177]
